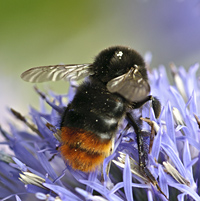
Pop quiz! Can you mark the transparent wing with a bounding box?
[107,67,150,102]
[21,63,93,83]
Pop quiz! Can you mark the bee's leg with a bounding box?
[142,166,168,200]
[126,112,168,199]
[105,137,115,176]
[105,123,130,175]
[151,96,161,119]
[140,117,156,154]
[126,112,147,169]
[48,152,58,162]
[128,95,161,167]
[132,95,161,119]
[100,138,114,182]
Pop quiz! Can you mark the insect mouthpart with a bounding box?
[133,64,139,73]
[126,65,139,79]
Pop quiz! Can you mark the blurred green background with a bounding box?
[1,0,200,125]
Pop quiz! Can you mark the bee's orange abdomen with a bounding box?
[60,127,112,172]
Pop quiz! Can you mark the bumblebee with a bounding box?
[21,46,161,172]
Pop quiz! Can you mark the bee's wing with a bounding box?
[107,68,150,102]
[21,63,93,83]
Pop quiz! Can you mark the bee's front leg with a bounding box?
[126,112,148,169]
[131,95,161,119]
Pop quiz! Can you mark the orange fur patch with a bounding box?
[60,127,112,172]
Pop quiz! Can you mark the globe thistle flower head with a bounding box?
[1,62,200,201]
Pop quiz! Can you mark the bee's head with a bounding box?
[91,46,147,83]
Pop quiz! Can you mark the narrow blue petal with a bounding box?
[161,129,177,154]
[187,63,199,96]
[168,183,200,201]
[76,187,110,201]
[103,152,116,181]
[147,189,153,201]
[48,98,64,114]
[75,188,90,200]
[36,145,63,186]
[182,140,193,183]
[48,90,67,107]
[111,181,149,195]
[86,170,98,194]
[161,143,186,178]
[1,194,21,201]
[110,182,124,194]
[0,175,22,195]
[177,136,200,152]
[0,162,25,193]
[165,101,176,144]
[43,183,82,201]
[118,142,138,161]
[39,97,47,113]
[36,88,64,114]
[16,131,40,142]
[158,165,169,198]
[183,115,197,139]
[12,157,28,172]
[151,66,170,105]
[114,128,127,152]
[158,66,170,87]
[35,192,48,200]
[169,86,186,118]
[123,155,133,201]
[26,184,49,194]
[79,180,123,201]
[12,141,45,174]
[177,193,186,201]
[144,51,152,66]
[187,90,197,114]
[30,107,58,147]
[151,127,162,160]
[15,195,22,201]
[50,108,62,127]
[186,157,198,170]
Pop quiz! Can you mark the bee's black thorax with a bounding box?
[61,80,127,140]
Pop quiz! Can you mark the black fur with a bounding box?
[61,80,127,140]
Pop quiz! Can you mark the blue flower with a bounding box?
[1,63,200,201]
